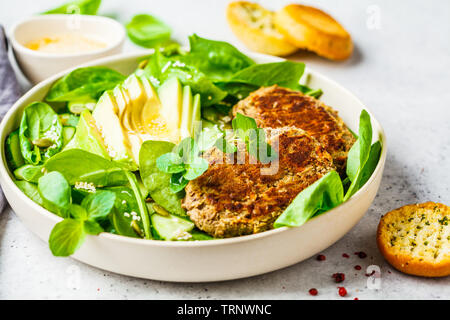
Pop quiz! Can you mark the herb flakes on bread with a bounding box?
[226,1,298,56]
[377,202,450,277]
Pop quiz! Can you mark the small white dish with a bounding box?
[0,51,387,282]
[9,14,125,84]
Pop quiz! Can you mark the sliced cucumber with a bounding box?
[62,126,76,146]
[151,212,195,240]
[5,130,25,170]
[14,164,44,183]
[59,113,79,127]
[68,98,97,114]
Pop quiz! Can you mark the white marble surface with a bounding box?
[0,0,449,299]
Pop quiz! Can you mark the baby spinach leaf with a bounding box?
[358,141,382,188]
[344,110,373,201]
[183,34,255,82]
[229,61,305,89]
[46,67,125,103]
[143,51,227,106]
[15,180,44,206]
[19,102,63,165]
[49,219,86,257]
[124,171,152,239]
[126,14,172,48]
[38,171,71,218]
[274,171,344,228]
[44,149,128,187]
[107,186,143,238]
[43,0,101,15]
[139,140,186,217]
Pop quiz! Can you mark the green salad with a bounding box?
[5,34,382,257]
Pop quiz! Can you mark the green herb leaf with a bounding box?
[197,126,224,152]
[81,190,116,221]
[156,152,185,173]
[183,157,209,180]
[126,14,172,48]
[83,220,104,235]
[274,171,344,228]
[48,219,85,257]
[38,171,71,218]
[70,204,88,220]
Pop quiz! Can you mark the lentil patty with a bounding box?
[232,85,355,175]
[182,127,335,238]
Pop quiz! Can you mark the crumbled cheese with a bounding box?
[161,61,172,73]
[124,212,130,218]
[121,200,127,205]
[172,61,186,68]
[106,145,117,158]
[149,76,160,85]
[74,181,96,193]
[173,228,192,241]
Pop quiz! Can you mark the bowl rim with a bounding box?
[0,50,387,248]
[9,14,126,59]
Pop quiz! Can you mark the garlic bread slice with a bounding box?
[377,202,450,277]
[226,1,298,56]
[274,4,353,60]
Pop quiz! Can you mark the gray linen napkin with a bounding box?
[0,25,21,212]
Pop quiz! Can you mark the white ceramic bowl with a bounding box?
[10,14,125,84]
[0,51,387,282]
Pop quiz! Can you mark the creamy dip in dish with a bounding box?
[25,33,107,54]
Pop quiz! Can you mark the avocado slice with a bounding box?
[64,109,110,159]
[191,93,201,138]
[62,126,76,147]
[158,77,183,141]
[92,91,137,170]
[123,74,147,134]
[180,86,193,139]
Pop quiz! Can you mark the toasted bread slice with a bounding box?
[274,4,353,60]
[377,202,450,277]
[226,1,298,56]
